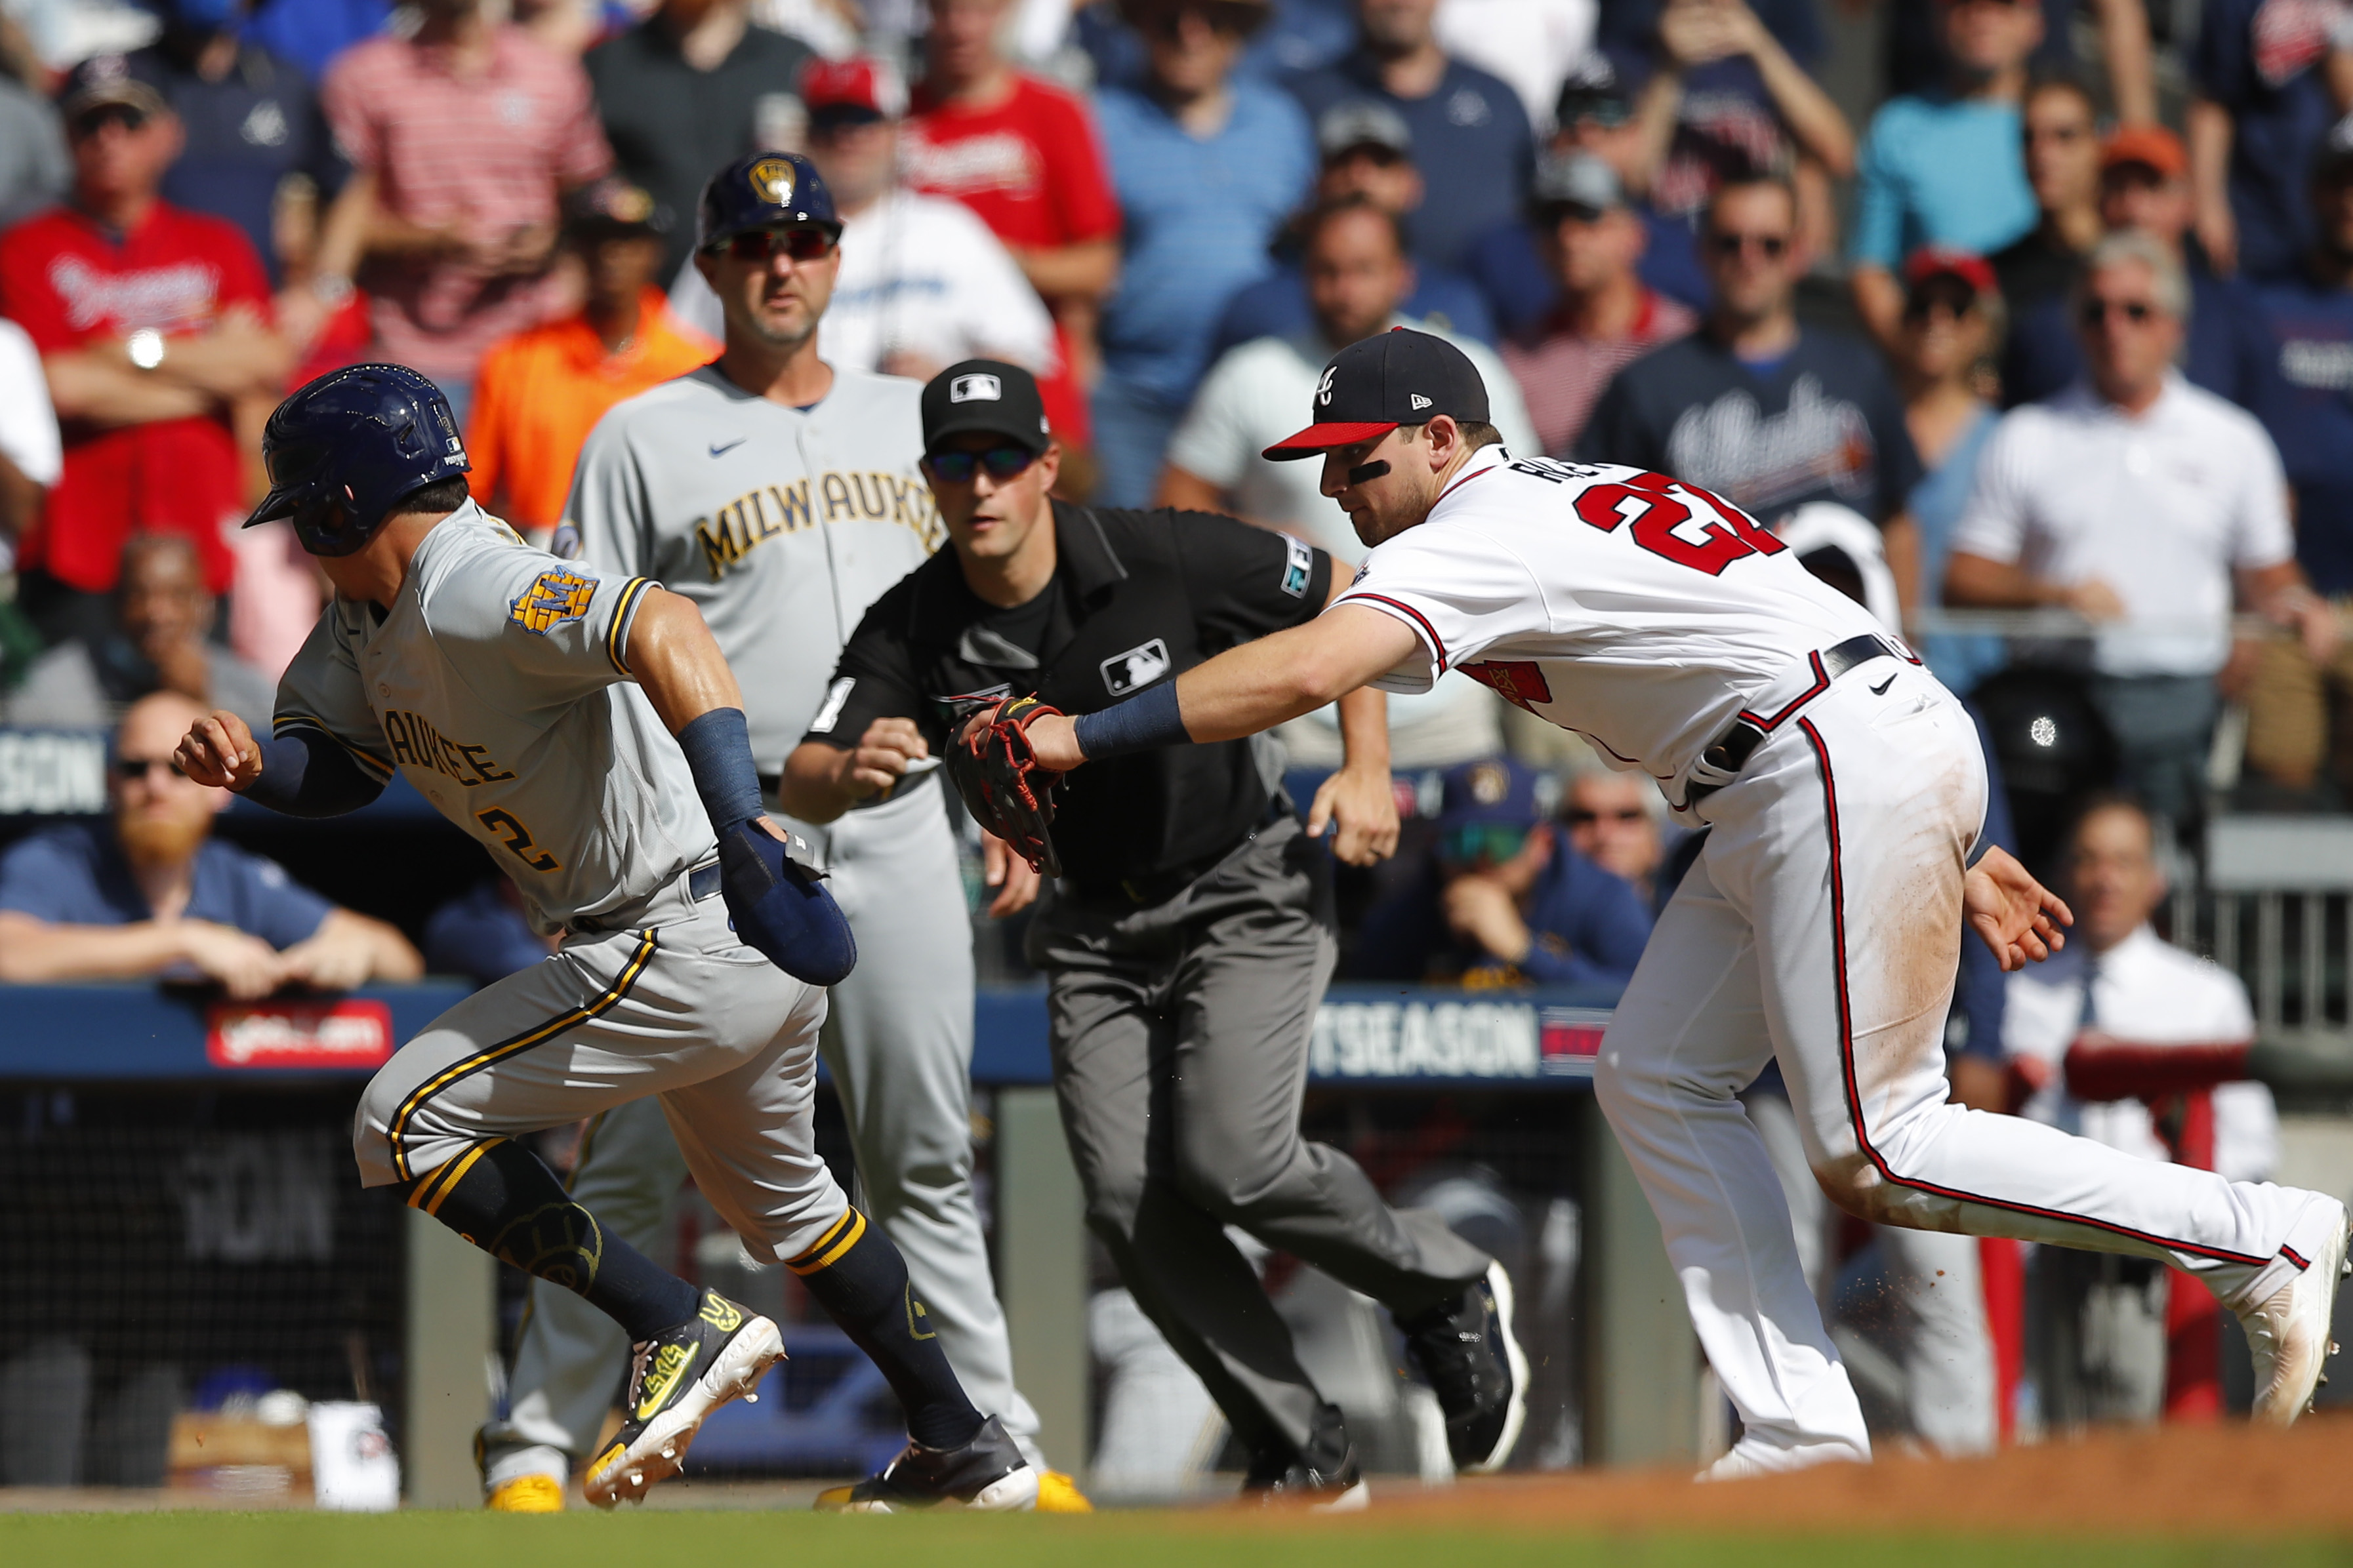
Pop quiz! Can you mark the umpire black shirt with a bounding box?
[804,501,1332,893]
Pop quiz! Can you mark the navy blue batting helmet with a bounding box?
[243,364,470,557]
[696,151,840,254]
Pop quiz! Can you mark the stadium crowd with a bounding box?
[0,0,2347,1464]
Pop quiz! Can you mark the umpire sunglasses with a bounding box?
[925,445,1038,484]
[711,224,839,262]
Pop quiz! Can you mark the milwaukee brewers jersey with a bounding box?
[567,364,942,769]
[1337,445,1890,802]
[274,501,714,935]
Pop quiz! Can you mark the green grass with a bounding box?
[3,1512,2349,1568]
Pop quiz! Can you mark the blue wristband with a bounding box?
[1071,680,1191,760]
[677,707,766,832]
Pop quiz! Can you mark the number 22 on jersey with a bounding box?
[1515,458,1787,575]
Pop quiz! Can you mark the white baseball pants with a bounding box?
[1593,662,2341,1471]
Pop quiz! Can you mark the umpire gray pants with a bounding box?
[1030,814,1490,1460]
[478,780,1040,1488]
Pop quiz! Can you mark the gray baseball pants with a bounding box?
[478,780,1042,1489]
[1029,814,1490,1460]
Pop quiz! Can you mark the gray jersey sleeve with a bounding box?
[274,605,397,788]
[428,553,661,718]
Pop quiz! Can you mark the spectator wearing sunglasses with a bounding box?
[1947,231,2335,834]
[1848,0,2044,356]
[1577,174,1924,603]
[0,690,422,994]
[2003,125,2281,411]
[1090,0,1315,506]
[5,531,274,731]
[1353,757,1652,989]
[0,57,291,653]
[1560,763,1675,914]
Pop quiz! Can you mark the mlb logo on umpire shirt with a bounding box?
[1101,639,1170,695]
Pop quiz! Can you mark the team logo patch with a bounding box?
[748,157,796,207]
[1280,534,1313,598]
[950,372,1002,403]
[1464,659,1553,713]
[1315,366,1337,407]
[1101,639,1171,696]
[509,569,596,635]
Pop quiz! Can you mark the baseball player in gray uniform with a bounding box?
[176,363,1039,1516]
[478,151,1064,1510]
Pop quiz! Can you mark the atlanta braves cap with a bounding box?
[1262,327,1490,461]
[921,359,1053,454]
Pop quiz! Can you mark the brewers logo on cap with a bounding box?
[748,157,796,207]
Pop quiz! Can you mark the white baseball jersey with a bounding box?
[1337,445,1885,802]
[273,500,710,935]
[566,364,943,768]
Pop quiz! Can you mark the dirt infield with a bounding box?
[1334,1413,2353,1537]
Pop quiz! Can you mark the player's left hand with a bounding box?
[1963,844,2072,972]
[981,832,1041,918]
[1307,762,1401,866]
[175,710,263,792]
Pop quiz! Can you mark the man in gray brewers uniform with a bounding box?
[174,363,1034,1515]
[475,151,1063,1506]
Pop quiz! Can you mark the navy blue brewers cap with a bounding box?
[244,364,470,557]
[922,359,1053,456]
[697,151,840,254]
[1262,326,1489,460]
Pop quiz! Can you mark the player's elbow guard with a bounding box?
[715,820,857,986]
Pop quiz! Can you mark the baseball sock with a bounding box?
[403,1137,699,1343]
[789,1207,984,1451]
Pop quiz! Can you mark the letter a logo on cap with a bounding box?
[1315,366,1336,407]
[950,373,1002,403]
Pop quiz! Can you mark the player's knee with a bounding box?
[1172,1129,1292,1215]
[1810,1153,1906,1226]
[1078,1165,1147,1241]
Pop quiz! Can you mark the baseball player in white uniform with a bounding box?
[1004,328,2352,1472]
[479,151,1062,1508]
[175,363,1037,1514]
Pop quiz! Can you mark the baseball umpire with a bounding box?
[173,364,1036,1512]
[992,327,2352,1472]
[780,359,1526,1506]
[474,151,1073,1511]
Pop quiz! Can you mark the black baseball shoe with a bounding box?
[1240,1403,1368,1511]
[584,1289,785,1508]
[1399,1260,1527,1474]
[814,1415,1038,1512]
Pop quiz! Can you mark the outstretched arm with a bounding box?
[1012,605,1422,772]
[176,712,386,816]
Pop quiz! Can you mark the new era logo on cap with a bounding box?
[1410,393,1432,410]
[951,373,1002,403]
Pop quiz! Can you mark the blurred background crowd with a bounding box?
[3,0,2352,1474]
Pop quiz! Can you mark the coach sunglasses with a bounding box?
[716,224,839,262]
[925,445,1038,484]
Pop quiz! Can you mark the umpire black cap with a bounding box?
[921,360,1053,455]
[1263,327,1488,460]
[697,151,841,254]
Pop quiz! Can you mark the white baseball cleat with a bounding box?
[2238,1199,2350,1427]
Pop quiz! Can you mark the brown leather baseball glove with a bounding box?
[949,696,1066,878]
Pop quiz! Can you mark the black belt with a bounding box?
[1685,633,1904,809]
[689,860,722,901]
[1068,796,1288,908]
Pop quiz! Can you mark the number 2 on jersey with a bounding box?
[1568,470,1786,575]
[478,806,562,872]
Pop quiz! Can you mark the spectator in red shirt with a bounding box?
[0,60,289,649]
[314,0,613,425]
[903,0,1120,451]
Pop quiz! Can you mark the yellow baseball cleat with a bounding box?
[1034,1469,1093,1513]
[485,1475,565,1512]
[584,1289,786,1508]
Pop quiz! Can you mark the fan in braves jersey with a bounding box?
[489,150,1073,1512]
[1006,327,2353,1472]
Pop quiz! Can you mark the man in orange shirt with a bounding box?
[465,176,714,540]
